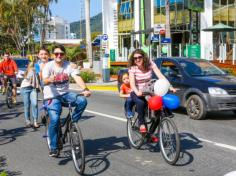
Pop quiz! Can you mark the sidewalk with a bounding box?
[69,78,118,92]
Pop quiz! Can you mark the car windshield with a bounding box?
[14,59,29,68]
[180,60,226,76]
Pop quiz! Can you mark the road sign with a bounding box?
[154,24,165,35]
[102,34,108,41]
[151,35,160,42]
[161,38,172,44]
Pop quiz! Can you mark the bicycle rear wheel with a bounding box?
[6,86,13,109]
[159,117,180,165]
[127,115,144,149]
[69,123,85,175]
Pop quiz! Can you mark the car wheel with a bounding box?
[186,95,206,120]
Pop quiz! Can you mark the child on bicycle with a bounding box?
[119,72,134,118]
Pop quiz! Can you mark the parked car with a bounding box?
[117,57,236,120]
[13,58,30,86]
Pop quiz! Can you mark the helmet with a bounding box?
[154,79,170,96]
[148,96,163,110]
[162,94,180,110]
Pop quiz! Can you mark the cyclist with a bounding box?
[42,45,91,157]
[128,49,176,133]
[0,51,18,103]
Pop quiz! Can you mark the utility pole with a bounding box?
[85,0,93,68]
[165,0,171,56]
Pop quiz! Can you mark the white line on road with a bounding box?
[85,109,236,152]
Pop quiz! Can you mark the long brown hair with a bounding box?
[128,49,151,71]
[24,57,36,78]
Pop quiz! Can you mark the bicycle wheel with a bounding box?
[158,117,180,165]
[69,123,85,175]
[43,116,51,150]
[6,86,13,109]
[127,114,144,149]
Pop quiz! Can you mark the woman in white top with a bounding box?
[20,58,41,128]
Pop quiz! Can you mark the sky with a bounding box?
[50,0,102,23]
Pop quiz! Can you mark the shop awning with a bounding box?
[202,23,236,32]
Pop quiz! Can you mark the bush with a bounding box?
[110,66,126,75]
[79,70,97,83]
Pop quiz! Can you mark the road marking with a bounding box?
[85,110,127,122]
[85,109,236,152]
[199,138,236,151]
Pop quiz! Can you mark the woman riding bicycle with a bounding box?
[128,49,176,133]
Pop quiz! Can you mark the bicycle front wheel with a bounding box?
[69,123,85,175]
[127,115,144,149]
[6,86,13,109]
[159,117,180,165]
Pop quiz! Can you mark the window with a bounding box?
[160,61,179,77]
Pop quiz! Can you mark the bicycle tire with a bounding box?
[127,115,144,149]
[6,86,13,109]
[69,123,85,175]
[158,117,180,165]
[44,116,51,150]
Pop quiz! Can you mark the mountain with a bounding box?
[70,13,102,38]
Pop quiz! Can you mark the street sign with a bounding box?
[151,35,159,42]
[161,38,172,44]
[154,24,165,35]
[102,34,108,41]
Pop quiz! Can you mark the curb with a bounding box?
[87,85,118,91]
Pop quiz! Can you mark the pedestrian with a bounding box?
[119,72,135,118]
[128,49,176,133]
[20,58,42,128]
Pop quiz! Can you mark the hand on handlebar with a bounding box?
[170,86,180,93]
[82,90,91,97]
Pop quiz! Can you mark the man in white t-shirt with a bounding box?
[42,45,91,157]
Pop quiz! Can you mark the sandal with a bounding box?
[33,121,40,128]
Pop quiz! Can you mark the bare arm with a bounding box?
[73,75,91,97]
[153,66,166,80]
[119,89,130,98]
[129,72,142,96]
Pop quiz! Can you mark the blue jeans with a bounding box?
[130,92,147,125]
[46,92,87,150]
[125,97,135,114]
[21,87,38,121]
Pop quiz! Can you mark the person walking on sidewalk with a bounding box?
[42,44,91,157]
[20,58,42,128]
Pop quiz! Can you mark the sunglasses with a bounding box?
[54,52,65,57]
[133,55,143,60]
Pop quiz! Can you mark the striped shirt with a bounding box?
[129,61,157,91]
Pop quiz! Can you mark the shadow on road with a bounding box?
[0,156,22,176]
[0,127,28,146]
[57,136,129,175]
[175,132,203,166]
[0,112,23,123]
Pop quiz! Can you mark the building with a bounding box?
[46,16,71,40]
[102,0,236,62]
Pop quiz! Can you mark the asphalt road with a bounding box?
[0,90,236,176]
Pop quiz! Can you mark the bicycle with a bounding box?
[41,94,85,175]
[4,75,14,109]
[126,96,181,165]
